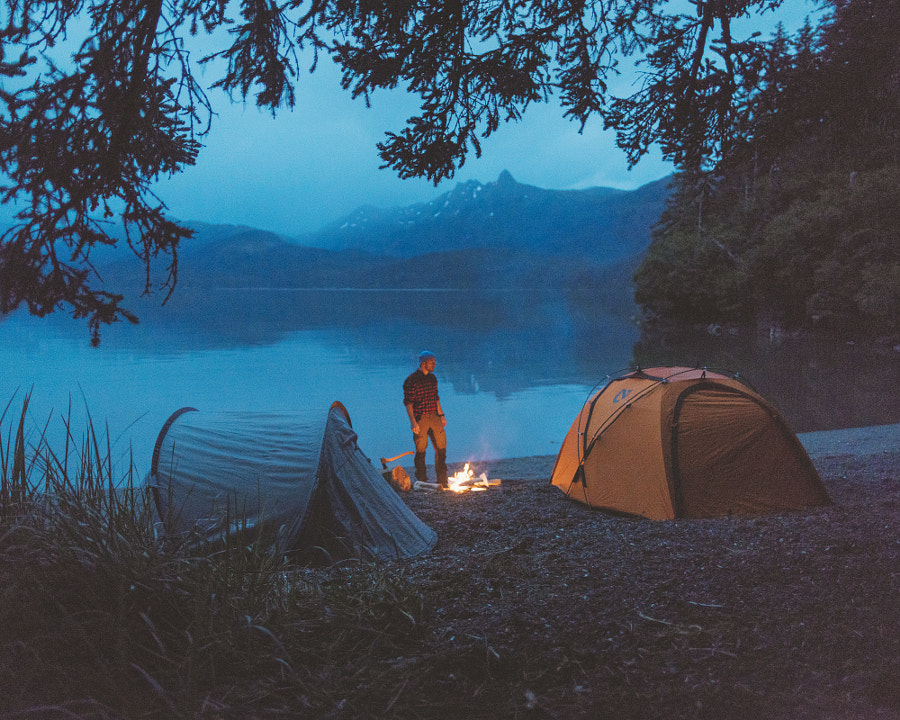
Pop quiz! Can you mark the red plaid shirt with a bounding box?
[403,369,440,417]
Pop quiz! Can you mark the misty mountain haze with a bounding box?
[105,171,671,294]
[303,171,671,261]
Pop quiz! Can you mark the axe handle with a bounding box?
[380,450,415,468]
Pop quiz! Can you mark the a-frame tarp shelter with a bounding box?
[147,402,437,561]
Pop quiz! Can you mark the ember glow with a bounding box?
[447,464,501,493]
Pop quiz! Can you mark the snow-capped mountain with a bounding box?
[302,170,670,262]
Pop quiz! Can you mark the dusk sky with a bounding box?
[152,56,674,238]
[148,1,820,238]
[0,3,821,240]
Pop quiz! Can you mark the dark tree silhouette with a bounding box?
[634,0,900,333]
[1,0,798,342]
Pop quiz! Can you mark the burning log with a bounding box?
[379,454,501,493]
[446,464,501,493]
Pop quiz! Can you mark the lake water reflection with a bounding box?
[3,288,897,477]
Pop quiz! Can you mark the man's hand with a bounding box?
[411,421,420,435]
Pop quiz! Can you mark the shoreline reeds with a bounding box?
[0,394,424,717]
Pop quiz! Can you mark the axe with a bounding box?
[379,451,415,492]
[380,450,414,469]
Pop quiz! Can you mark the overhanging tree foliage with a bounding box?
[1,0,802,342]
[635,0,899,334]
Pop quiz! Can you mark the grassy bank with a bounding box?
[1,396,425,717]
[2,395,898,719]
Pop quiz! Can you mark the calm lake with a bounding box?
[3,288,898,478]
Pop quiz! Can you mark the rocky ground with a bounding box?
[386,431,900,719]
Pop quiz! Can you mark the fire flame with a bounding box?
[447,463,499,493]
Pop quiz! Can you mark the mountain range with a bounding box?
[106,171,671,294]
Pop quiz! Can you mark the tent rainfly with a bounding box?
[146,403,437,561]
[551,367,831,519]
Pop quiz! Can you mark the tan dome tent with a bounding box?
[146,403,437,562]
[551,367,831,519]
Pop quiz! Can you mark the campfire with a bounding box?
[443,463,501,493]
[380,453,501,493]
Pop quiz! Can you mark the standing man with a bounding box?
[403,350,449,488]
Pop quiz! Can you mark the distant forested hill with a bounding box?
[303,171,670,263]
[104,173,671,296]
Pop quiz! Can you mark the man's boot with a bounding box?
[436,448,448,489]
[414,451,428,484]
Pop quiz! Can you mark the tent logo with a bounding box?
[613,388,632,404]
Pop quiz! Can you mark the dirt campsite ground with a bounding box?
[388,425,900,720]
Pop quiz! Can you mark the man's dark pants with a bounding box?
[413,413,448,486]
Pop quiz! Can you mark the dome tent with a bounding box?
[146,403,437,562]
[550,367,831,519]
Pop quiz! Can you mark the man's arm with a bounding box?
[406,402,420,435]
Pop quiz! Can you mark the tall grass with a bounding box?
[0,395,425,718]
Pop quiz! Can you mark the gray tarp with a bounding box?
[147,402,437,561]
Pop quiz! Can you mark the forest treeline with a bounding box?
[634,0,899,336]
